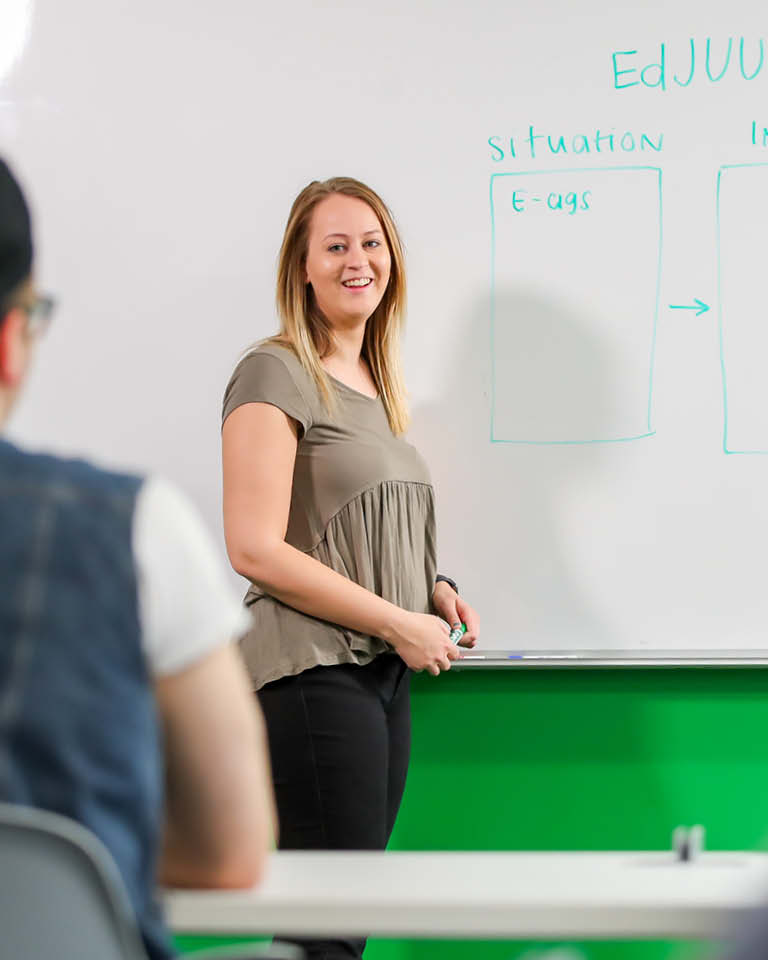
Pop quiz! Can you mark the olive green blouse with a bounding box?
[222,343,437,689]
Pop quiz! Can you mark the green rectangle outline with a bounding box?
[489,165,662,445]
[717,162,768,455]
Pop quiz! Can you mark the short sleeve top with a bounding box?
[222,343,437,689]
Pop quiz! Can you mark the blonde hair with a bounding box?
[268,176,409,435]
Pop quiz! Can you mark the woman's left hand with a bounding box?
[431,582,480,649]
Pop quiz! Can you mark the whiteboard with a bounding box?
[3,0,768,656]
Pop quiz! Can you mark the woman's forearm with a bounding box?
[233,540,409,642]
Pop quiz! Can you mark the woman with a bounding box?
[221,177,480,960]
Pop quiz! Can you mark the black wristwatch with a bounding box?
[435,574,458,595]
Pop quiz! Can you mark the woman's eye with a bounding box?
[365,240,380,248]
[328,244,345,253]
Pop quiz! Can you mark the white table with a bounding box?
[164,851,768,940]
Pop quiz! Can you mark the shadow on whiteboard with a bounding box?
[491,286,653,445]
[409,290,617,650]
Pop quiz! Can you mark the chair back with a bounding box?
[0,802,149,960]
[0,802,305,960]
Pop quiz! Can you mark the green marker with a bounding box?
[449,623,467,644]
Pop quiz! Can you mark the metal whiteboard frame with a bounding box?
[454,650,768,668]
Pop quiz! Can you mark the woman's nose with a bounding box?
[345,244,369,268]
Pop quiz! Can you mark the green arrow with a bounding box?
[670,298,710,316]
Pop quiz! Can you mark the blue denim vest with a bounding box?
[0,438,173,959]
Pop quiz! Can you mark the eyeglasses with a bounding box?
[0,293,55,338]
[20,294,56,338]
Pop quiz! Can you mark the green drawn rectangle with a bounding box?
[716,162,768,455]
[489,166,663,445]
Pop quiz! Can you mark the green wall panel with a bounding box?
[391,669,768,853]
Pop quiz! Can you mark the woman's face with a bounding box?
[304,193,391,330]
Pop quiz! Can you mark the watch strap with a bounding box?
[435,574,459,595]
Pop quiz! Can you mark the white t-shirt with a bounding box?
[132,476,251,676]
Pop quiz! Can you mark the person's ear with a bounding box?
[0,308,28,387]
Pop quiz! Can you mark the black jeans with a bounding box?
[258,654,412,960]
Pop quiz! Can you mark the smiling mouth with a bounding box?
[342,278,373,288]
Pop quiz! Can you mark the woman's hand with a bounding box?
[431,582,480,649]
[388,611,461,676]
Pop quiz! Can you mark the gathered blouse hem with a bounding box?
[250,647,384,691]
[237,452,436,692]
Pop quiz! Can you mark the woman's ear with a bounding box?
[0,308,29,387]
